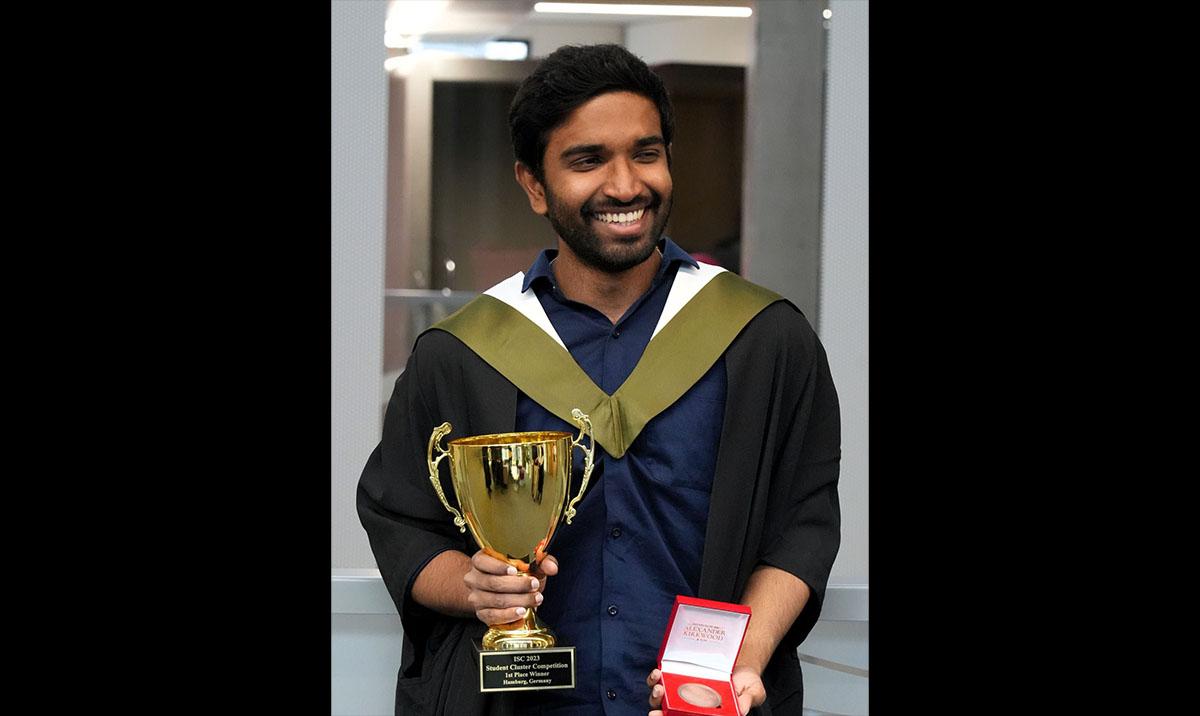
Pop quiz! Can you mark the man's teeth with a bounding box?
[595,208,645,224]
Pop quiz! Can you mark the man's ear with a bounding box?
[514,161,548,215]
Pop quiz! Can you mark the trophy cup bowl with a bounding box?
[428,409,594,651]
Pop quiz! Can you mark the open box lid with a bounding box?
[657,595,752,680]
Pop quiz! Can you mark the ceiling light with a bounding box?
[484,41,530,61]
[534,2,752,18]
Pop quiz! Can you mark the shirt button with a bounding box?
[607,689,617,700]
[608,604,619,616]
[610,527,622,538]
[611,329,620,338]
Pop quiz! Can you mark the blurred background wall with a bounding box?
[331,0,389,566]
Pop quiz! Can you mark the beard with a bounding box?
[543,185,673,273]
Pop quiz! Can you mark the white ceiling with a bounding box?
[387,0,756,43]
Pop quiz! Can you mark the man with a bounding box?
[358,44,840,716]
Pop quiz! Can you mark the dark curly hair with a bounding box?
[509,44,675,184]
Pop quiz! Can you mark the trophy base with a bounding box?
[482,608,556,650]
[477,645,576,692]
[482,627,556,650]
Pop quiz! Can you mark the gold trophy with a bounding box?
[426,408,595,691]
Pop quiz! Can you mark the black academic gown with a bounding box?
[357,300,841,716]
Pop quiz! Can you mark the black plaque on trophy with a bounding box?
[478,646,576,692]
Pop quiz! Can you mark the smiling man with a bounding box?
[358,44,841,716]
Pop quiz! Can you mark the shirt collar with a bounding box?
[521,236,700,293]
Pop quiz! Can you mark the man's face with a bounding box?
[517,91,673,273]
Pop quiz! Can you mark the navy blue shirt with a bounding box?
[511,238,727,716]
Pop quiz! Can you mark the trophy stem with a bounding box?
[482,607,557,650]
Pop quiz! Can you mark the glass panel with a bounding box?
[430,80,555,293]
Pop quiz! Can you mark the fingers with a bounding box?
[475,550,557,581]
[466,550,545,625]
[530,555,558,596]
[476,605,538,626]
[466,584,543,608]
[464,569,543,595]
[647,681,664,708]
[467,552,541,593]
[646,668,663,708]
[471,550,518,576]
[530,554,559,585]
[464,574,544,620]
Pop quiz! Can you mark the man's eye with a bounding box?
[572,157,601,169]
[635,150,660,162]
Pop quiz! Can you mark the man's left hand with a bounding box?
[731,665,766,714]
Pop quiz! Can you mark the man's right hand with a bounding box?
[462,549,557,626]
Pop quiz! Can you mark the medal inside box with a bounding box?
[657,596,751,716]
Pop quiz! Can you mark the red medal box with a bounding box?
[656,595,752,716]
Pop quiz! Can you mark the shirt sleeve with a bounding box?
[755,314,842,651]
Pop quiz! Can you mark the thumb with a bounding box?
[737,690,754,714]
[537,554,559,576]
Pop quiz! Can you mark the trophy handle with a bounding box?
[427,422,467,533]
[564,409,595,525]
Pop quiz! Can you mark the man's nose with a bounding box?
[602,158,644,203]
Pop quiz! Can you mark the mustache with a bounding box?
[583,190,662,216]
